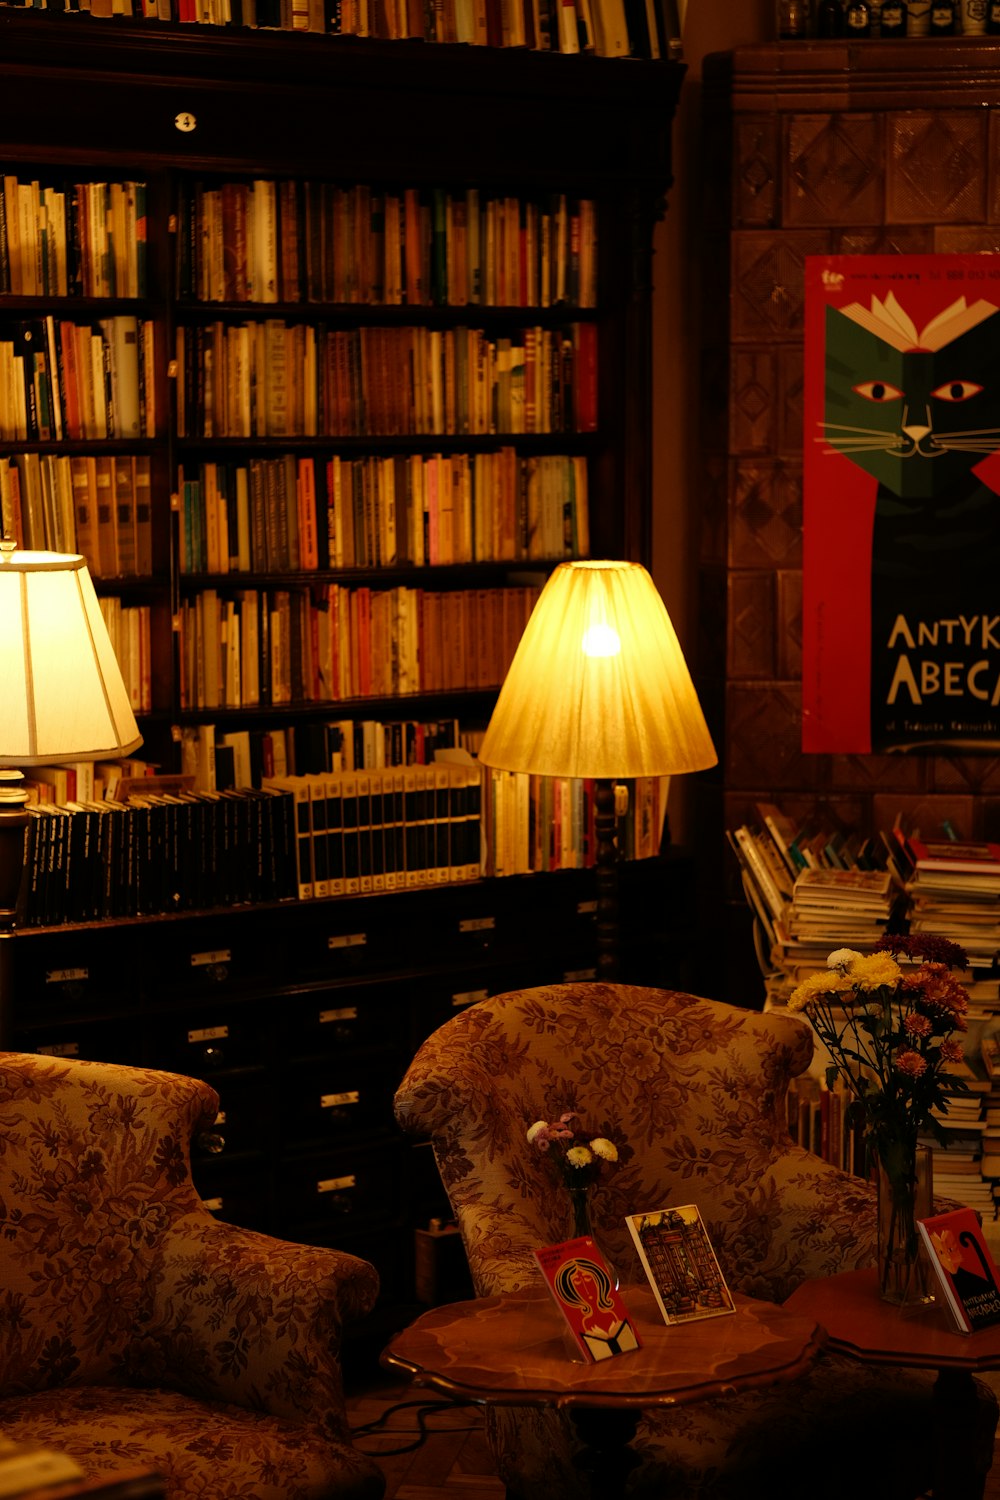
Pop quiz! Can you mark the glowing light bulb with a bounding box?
[581,623,621,658]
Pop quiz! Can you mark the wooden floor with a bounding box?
[345,1370,506,1500]
[347,1366,1000,1500]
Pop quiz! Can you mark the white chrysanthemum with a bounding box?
[828,948,862,971]
[590,1138,618,1162]
[526,1121,549,1144]
[565,1145,593,1169]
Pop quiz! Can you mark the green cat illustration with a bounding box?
[823,291,1000,751]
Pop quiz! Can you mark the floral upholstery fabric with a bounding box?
[394,982,985,1499]
[0,1050,384,1500]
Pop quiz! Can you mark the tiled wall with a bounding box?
[698,41,1000,1005]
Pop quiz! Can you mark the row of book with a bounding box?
[176,714,469,791]
[0,315,155,442]
[16,785,299,926]
[262,759,483,899]
[98,597,152,713]
[176,580,541,708]
[2,452,152,577]
[484,769,666,875]
[177,449,588,575]
[173,320,598,438]
[0,175,147,299]
[0,0,680,59]
[178,181,597,309]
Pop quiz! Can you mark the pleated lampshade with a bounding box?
[0,547,142,765]
[476,559,717,780]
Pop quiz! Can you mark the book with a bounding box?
[532,1235,641,1362]
[916,1207,1000,1334]
[625,1204,735,1325]
[903,835,1000,875]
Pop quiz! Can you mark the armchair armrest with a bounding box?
[128,1213,379,1432]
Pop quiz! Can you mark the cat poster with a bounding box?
[803,254,1000,754]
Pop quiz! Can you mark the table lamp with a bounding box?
[0,543,143,1035]
[476,559,717,979]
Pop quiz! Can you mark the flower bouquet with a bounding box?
[527,1113,620,1276]
[788,933,971,1302]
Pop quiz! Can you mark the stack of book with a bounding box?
[893,832,1000,974]
[923,1058,993,1213]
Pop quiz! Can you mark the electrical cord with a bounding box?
[350,1397,485,1455]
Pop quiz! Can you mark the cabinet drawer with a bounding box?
[196,1076,271,1157]
[279,1060,396,1147]
[148,1002,270,1078]
[279,983,408,1061]
[195,1158,273,1235]
[15,1018,140,1068]
[278,1141,401,1236]
[144,923,269,1001]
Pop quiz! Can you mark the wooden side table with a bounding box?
[785,1268,1000,1500]
[382,1284,825,1498]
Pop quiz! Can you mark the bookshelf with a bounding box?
[0,11,685,1302]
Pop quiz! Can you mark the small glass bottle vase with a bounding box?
[568,1185,619,1290]
[876,1141,933,1306]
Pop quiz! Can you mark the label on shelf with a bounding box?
[320,1007,358,1023]
[329,933,366,950]
[318,1175,357,1194]
[452,989,488,1007]
[37,1041,80,1057]
[577,901,598,914]
[321,1090,360,1108]
[189,1025,228,1043]
[191,949,232,967]
[45,968,88,984]
[459,917,495,932]
[564,967,597,982]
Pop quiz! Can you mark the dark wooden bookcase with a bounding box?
[0,11,685,1304]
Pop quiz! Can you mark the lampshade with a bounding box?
[0,546,143,765]
[477,559,717,780]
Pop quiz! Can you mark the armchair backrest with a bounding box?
[0,1051,218,1397]
[395,982,879,1302]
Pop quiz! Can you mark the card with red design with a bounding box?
[533,1236,641,1363]
[917,1207,1000,1334]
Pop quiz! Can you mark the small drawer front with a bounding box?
[280,983,408,1062]
[408,963,541,1052]
[278,1141,402,1237]
[13,928,140,1020]
[149,1002,269,1079]
[195,1077,271,1158]
[195,1157,273,1235]
[279,1060,395,1148]
[144,922,266,1001]
[15,1018,141,1068]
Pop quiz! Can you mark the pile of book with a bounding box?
[727,803,903,1004]
[892,831,1000,976]
[922,1058,992,1214]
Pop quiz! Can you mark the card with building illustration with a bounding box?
[625,1204,735,1325]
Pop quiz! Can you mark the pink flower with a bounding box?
[903,1013,932,1039]
[893,1049,927,1079]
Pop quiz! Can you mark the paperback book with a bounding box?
[533,1236,641,1363]
[916,1207,1000,1334]
[625,1204,735,1325]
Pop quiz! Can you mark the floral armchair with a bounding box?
[0,1050,384,1500]
[394,981,997,1500]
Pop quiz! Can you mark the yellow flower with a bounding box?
[787,968,853,1013]
[848,952,902,991]
[566,1145,594,1169]
[590,1138,618,1162]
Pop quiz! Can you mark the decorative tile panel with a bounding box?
[730,459,802,571]
[730,348,778,457]
[731,231,832,341]
[834,226,934,255]
[928,755,1000,795]
[733,115,779,228]
[828,753,925,793]
[728,570,775,681]
[784,114,883,229]
[777,347,803,458]
[934,227,1000,253]
[725,682,817,789]
[776,569,802,682]
[886,112,987,224]
[871,793,976,840]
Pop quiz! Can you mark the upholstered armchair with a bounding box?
[0,1050,384,1500]
[394,981,995,1500]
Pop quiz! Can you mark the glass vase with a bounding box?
[876,1140,933,1306]
[568,1184,619,1290]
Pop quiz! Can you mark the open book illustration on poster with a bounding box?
[803,254,1000,755]
[625,1204,735,1325]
